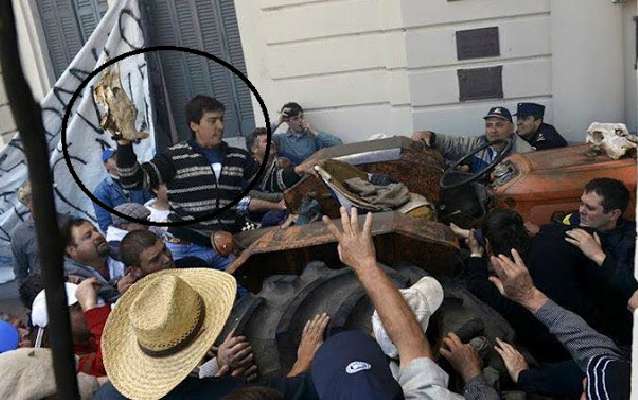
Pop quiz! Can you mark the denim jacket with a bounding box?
[92,176,151,232]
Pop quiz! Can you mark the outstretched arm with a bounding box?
[323,207,430,367]
[116,140,176,191]
[490,250,623,370]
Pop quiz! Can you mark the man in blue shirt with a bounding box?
[271,102,342,166]
[92,149,151,232]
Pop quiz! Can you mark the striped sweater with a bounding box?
[255,155,302,193]
[117,140,285,244]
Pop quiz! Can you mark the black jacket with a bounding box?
[521,122,567,150]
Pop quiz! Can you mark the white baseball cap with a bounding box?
[372,276,444,358]
[31,283,79,329]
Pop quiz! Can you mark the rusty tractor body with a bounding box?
[492,143,636,225]
[284,136,445,218]
[226,136,635,389]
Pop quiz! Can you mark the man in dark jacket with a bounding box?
[514,103,567,150]
[562,177,636,344]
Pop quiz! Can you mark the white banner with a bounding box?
[0,0,155,281]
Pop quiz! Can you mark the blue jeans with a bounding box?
[166,241,234,270]
[166,241,248,298]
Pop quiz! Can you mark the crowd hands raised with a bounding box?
[0,95,633,400]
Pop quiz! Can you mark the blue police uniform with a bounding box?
[515,103,567,150]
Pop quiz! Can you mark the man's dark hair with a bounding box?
[222,387,284,400]
[60,218,91,249]
[281,102,303,118]
[246,127,268,153]
[121,229,160,267]
[19,274,44,310]
[185,95,225,134]
[481,208,531,259]
[584,178,630,214]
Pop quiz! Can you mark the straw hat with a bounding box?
[102,268,236,400]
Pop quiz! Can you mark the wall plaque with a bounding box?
[458,66,503,101]
[456,27,500,60]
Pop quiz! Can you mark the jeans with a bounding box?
[166,241,248,298]
[166,241,234,270]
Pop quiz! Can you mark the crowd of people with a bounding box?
[0,95,634,400]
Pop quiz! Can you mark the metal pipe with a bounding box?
[0,2,80,399]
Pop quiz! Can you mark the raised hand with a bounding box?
[322,207,376,270]
[489,249,547,312]
[288,313,330,377]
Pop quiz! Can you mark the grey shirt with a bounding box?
[396,356,498,400]
[63,257,124,303]
[433,133,532,166]
[534,299,624,369]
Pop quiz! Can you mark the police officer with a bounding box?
[515,102,567,150]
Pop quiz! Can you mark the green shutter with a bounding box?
[144,0,255,141]
[37,0,108,79]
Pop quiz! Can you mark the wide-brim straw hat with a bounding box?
[102,268,236,400]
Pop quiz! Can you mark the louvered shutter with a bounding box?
[37,0,108,80]
[144,0,254,142]
[219,0,255,135]
[75,0,108,44]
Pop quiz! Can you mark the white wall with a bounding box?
[236,0,412,143]
[236,0,634,143]
[0,0,54,151]
[14,0,53,102]
[552,0,626,142]
[401,0,553,137]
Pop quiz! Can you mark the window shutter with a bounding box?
[144,0,254,142]
[36,0,108,79]
[74,0,108,44]
[219,0,255,135]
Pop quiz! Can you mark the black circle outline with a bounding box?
[61,45,272,227]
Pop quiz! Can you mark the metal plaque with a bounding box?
[458,66,503,101]
[456,27,500,60]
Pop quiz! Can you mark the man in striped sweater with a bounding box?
[115,96,307,269]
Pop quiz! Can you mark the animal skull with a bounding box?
[585,122,637,159]
[93,65,149,141]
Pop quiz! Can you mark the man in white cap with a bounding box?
[32,278,110,377]
[323,208,497,400]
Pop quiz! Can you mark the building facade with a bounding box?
[236,0,637,143]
